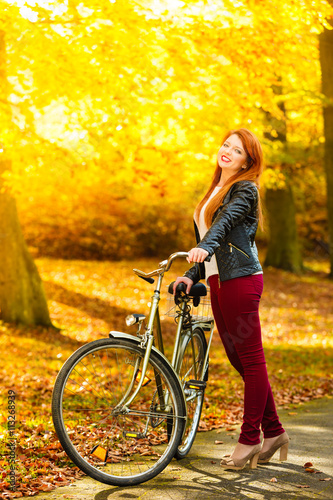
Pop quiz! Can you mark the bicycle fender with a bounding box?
[109,330,187,409]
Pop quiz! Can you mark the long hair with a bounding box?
[195,128,264,228]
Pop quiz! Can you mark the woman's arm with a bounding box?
[173,248,209,294]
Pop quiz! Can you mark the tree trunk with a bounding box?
[0,30,52,325]
[264,185,303,272]
[263,83,303,273]
[319,13,333,277]
[0,162,52,326]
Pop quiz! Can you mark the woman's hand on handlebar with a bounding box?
[187,248,209,263]
[173,277,193,295]
[173,248,208,294]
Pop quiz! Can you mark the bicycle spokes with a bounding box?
[53,341,185,484]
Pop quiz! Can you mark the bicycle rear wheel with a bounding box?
[175,327,208,459]
[52,337,186,486]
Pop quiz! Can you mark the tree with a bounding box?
[319,8,333,277]
[263,87,303,273]
[1,0,333,262]
[0,28,52,325]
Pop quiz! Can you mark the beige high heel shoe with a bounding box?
[258,431,290,463]
[220,443,262,471]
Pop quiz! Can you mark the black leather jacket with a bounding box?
[184,180,262,284]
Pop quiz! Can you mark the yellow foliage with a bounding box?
[262,168,287,190]
[0,0,332,256]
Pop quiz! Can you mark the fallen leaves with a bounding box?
[0,258,333,499]
[303,462,323,474]
[294,461,333,489]
[39,482,56,492]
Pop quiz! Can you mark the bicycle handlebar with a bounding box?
[133,251,189,280]
[161,251,189,272]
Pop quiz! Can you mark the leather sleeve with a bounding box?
[196,182,258,257]
[183,263,201,285]
[183,220,206,285]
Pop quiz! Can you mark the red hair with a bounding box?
[195,128,264,228]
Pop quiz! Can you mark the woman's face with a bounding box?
[217,134,247,176]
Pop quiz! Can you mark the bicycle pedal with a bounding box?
[90,445,108,462]
[123,431,146,439]
[185,379,206,390]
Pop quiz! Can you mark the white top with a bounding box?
[194,186,221,283]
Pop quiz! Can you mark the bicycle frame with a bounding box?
[117,252,214,412]
[119,272,164,409]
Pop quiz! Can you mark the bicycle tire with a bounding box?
[52,337,186,486]
[175,327,208,459]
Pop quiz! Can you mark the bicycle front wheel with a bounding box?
[52,337,186,486]
[175,327,207,459]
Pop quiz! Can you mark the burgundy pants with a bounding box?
[209,274,284,445]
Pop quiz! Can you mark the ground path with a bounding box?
[21,397,333,500]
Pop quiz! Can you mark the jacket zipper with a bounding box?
[228,243,250,259]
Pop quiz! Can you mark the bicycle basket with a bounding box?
[165,286,214,322]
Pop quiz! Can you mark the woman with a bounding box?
[174,128,289,471]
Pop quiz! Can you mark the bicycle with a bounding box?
[52,251,215,486]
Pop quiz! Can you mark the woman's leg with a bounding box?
[210,274,284,445]
[209,275,245,378]
[261,385,285,438]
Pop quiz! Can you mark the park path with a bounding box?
[22,397,333,500]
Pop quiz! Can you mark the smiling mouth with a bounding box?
[221,155,231,163]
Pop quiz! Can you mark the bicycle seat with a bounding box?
[168,281,207,297]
